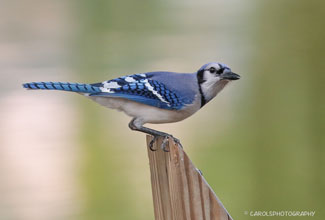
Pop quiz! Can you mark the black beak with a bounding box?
[221,71,240,80]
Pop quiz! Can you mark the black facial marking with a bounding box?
[196,69,207,107]
[197,69,206,84]
[217,68,224,75]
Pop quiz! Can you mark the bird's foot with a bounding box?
[161,136,170,152]
[149,136,159,151]
[148,135,170,152]
[149,135,182,152]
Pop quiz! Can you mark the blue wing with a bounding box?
[89,73,187,110]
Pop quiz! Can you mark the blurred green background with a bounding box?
[0,0,324,219]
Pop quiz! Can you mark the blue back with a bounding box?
[23,71,199,111]
[90,71,198,110]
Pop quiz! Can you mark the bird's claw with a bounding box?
[149,135,182,152]
[149,136,159,151]
[161,135,183,152]
[161,136,170,152]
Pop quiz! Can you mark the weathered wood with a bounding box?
[147,135,233,220]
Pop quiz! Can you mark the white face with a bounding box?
[198,62,238,103]
[201,63,229,85]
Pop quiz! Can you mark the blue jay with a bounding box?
[23,62,240,150]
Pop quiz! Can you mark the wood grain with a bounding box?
[147,136,233,220]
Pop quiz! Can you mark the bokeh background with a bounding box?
[1,0,324,219]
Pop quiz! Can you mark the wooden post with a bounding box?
[147,135,233,220]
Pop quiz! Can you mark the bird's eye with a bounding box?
[209,67,216,73]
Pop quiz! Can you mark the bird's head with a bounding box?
[197,62,240,104]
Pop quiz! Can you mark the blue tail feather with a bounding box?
[22,82,101,93]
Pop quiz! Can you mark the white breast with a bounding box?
[87,95,201,126]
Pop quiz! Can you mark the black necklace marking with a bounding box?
[197,69,207,107]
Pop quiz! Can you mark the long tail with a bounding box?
[22,82,101,93]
